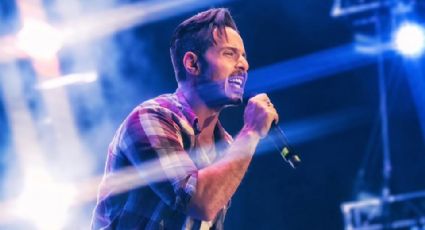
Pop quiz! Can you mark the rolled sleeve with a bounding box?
[120,106,198,213]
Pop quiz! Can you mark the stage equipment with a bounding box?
[331,0,425,229]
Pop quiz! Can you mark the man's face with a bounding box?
[196,26,249,108]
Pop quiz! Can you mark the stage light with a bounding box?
[394,22,425,58]
[16,19,64,60]
[35,71,98,90]
[13,167,76,230]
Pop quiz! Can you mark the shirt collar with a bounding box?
[175,89,201,135]
[174,89,229,140]
[175,89,233,158]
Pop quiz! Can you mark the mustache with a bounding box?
[230,71,248,78]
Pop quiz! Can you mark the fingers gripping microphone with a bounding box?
[269,123,301,169]
[243,94,301,169]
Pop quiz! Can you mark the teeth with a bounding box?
[229,76,244,86]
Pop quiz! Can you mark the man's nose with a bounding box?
[236,56,249,72]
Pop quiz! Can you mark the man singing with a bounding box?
[92,8,278,229]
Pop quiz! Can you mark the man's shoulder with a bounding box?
[122,93,185,125]
[134,93,182,116]
[125,93,196,137]
[140,93,178,108]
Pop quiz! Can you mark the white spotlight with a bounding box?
[16,19,64,60]
[13,167,76,230]
[35,71,99,90]
[394,22,425,58]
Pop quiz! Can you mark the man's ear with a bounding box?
[183,51,200,75]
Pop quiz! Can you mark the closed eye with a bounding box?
[221,47,248,63]
[224,50,236,57]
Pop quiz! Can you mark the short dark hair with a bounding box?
[170,8,238,82]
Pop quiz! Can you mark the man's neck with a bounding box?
[178,84,220,137]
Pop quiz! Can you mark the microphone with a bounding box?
[268,123,301,169]
[243,93,301,169]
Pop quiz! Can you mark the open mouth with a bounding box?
[228,75,246,89]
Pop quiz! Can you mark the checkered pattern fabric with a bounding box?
[91,90,233,230]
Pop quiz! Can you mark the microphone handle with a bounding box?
[270,123,301,169]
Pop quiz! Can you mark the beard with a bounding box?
[195,74,245,109]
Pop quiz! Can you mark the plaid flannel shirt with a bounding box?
[92,90,233,230]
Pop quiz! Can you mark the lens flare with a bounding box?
[12,167,76,230]
[394,22,425,58]
[16,19,64,60]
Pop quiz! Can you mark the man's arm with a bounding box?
[188,94,278,221]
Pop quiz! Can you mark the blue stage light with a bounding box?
[394,22,425,58]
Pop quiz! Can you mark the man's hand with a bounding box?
[188,93,278,221]
[243,93,279,138]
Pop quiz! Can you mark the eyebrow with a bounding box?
[221,46,248,60]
